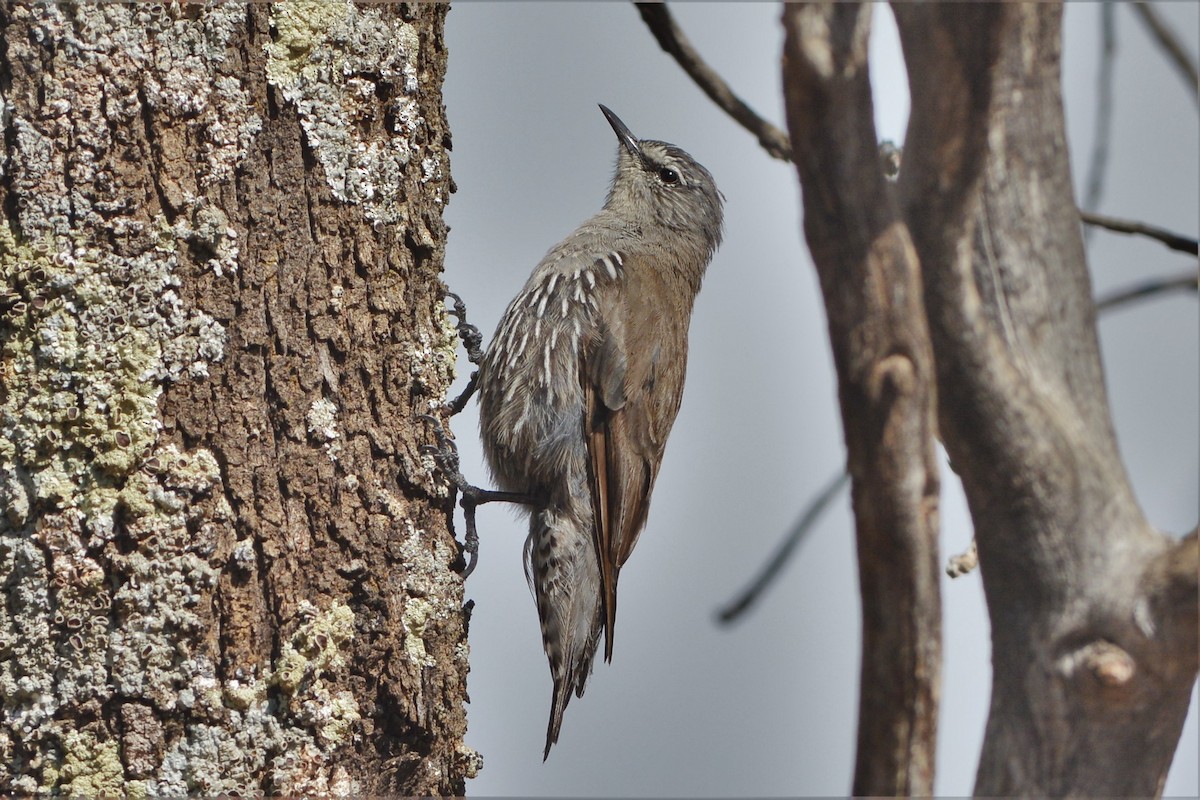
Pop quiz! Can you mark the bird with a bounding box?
[476,104,723,758]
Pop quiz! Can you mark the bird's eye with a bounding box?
[657,167,680,185]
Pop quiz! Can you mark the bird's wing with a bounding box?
[582,263,685,662]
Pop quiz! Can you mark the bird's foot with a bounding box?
[419,414,536,578]
[446,291,485,366]
[442,291,484,415]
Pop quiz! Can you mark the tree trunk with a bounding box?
[781,5,942,796]
[783,1,1197,795]
[0,2,473,794]
[893,4,1198,794]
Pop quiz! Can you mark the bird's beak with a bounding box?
[599,104,641,159]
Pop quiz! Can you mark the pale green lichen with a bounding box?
[411,307,460,408]
[0,215,229,792]
[0,204,229,793]
[306,397,339,442]
[1,432,239,793]
[272,600,355,693]
[147,664,281,795]
[456,742,483,780]
[269,600,362,752]
[401,597,435,666]
[264,0,350,76]
[147,600,363,795]
[329,282,346,312]
[0,222,227,533]
[154,717,281,796]
[1,0,454,791]
[309,689,361,747]
[265,0,430,223]
[396,520,459,667]
[0,536,55,734]
[57,729,125,797]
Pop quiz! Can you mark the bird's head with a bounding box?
[600,104,724,256]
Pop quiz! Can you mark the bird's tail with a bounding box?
[525,506,603,759]
[544,667,576,760]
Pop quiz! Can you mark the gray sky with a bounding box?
[440,3,1199,795]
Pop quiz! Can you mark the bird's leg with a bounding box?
[444,291,485,415]
[447,373,478,417]
[419,414,536,578]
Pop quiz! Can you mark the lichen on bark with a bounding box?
[264,0,447,226]
[2,1,466,794]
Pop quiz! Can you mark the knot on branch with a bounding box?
[1089,644,1137,687]
[869,352,918,403]
[1057,639,1137,691]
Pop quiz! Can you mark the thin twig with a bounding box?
[1132,1,1199,99]
[1080,210,1199,255]
[716,470,849,624]
[634,2,793,162]
[717,263,1196,620]
[1083,4,1116,224]
[1096,271,1198,312]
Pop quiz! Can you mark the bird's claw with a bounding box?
[445,290,485,367]
[419,413,461,470]
[440,290,484,414]
[418,413,481,577]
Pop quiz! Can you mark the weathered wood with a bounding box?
[893,3,1198,794]
[781,4,942,795]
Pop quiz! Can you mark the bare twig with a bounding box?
[1096,271,1198,312]
[634,2,793,161]
[713,281,1194,622]
[716,470,849,624]
[1132,1,1199,99]
[1082,3,1116,223]
[1080,210,1199,255]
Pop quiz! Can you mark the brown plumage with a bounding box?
[477,105,723,758]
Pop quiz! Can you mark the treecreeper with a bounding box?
[473,105,724,758]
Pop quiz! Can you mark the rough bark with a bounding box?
[781,5,942,796]
[0,2,474,795]
[892,2,1198,795]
